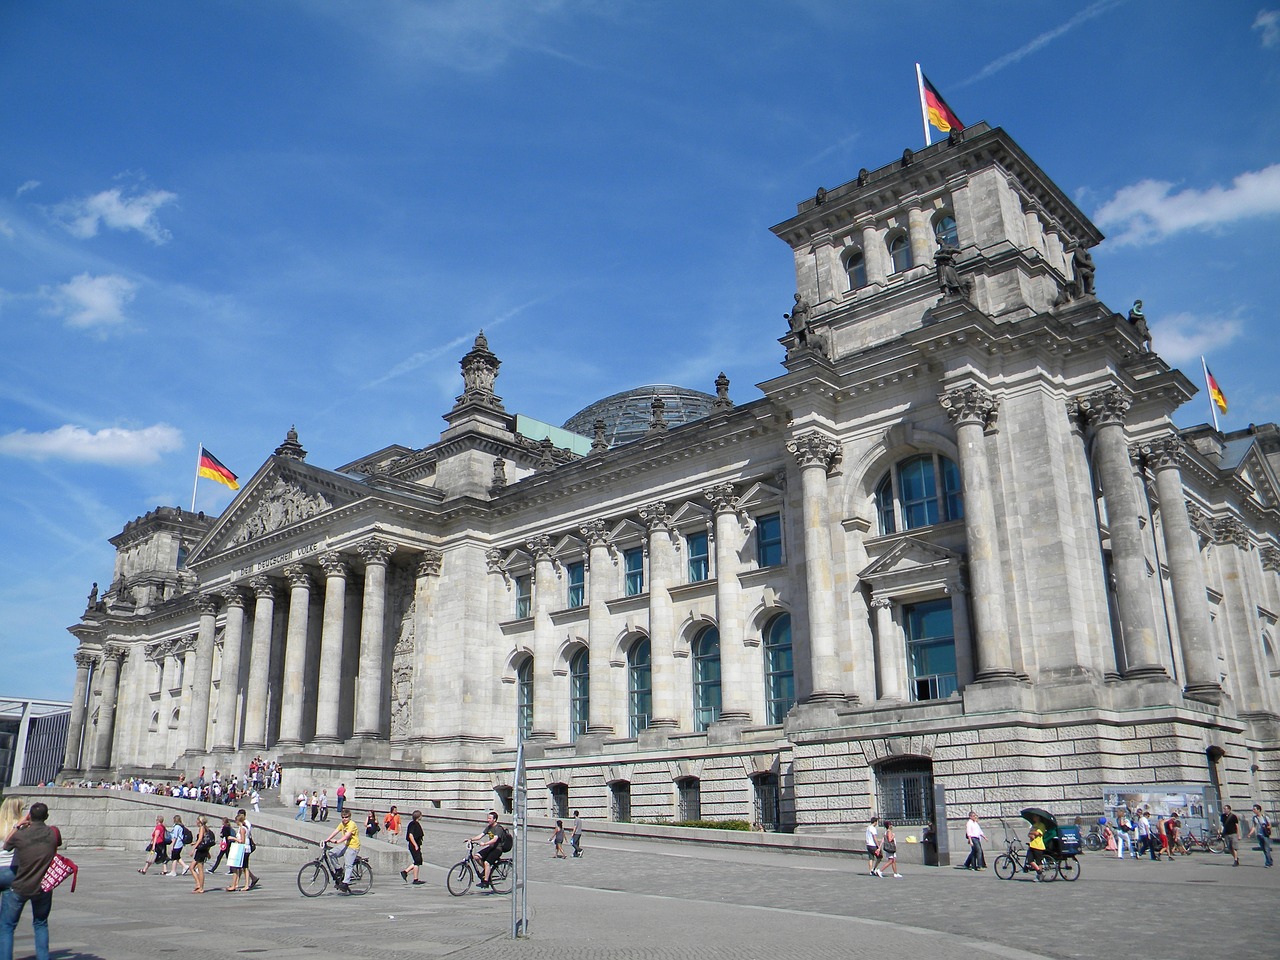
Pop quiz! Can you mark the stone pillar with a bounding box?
[708,483,751,723]
[940,386,1016,681]
[1078,388,1166,678]
[947,577,976,688]
[91,645,125,769]
[353,538,395,739]
[907,204,933,267]
[185,594,219,755]
[177,643,197,756]
[65,651,95,770]
[211,588,248,752]
[861,222,887,286]
[581,521,616,735]
[241,576,278,750]
[313,553,349,744]
[527,535,558,741]
[641,502,680,728]
[872,596,907,701]
[410,550,444,740]
[1140,437,1223,702]
[277,563,314,747]
[786,432,845,702]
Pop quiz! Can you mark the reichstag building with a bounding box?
[64,124,1280,842]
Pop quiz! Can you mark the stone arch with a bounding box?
[501,644,535,683]
[611,628,648,668]
[843,425,962,527]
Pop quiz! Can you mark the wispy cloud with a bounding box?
[48,273,138,329]
[0,423,183,465]
[1255,9,1280,47]
[54,186,177,243]
[1149,312,1245,365]
[15,180,40,197]
[963,0,1124,85]
[1093,163,1280,245]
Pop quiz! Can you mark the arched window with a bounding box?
[845,248,868,290]
[569,648,589,742]
[516,657,533,741]
[875,453,964,534]
[763,613,795,724]
[934,214,958,248]
[627,639,652,737]
[692,626,721,731]
[888,233,912,274]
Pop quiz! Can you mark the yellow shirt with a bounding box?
[336,820,360,851]
[1028,828,1046,851]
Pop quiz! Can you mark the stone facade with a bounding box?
[65,124,1280,847]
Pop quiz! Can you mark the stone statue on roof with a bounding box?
[1128,300,1152,352]
[1072,242,1096,297]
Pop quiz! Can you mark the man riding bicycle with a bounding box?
[323,809,361,893]
[468,811,509,888]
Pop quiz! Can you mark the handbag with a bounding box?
[40,854,78,893]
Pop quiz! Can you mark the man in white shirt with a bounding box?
[865,817,884,877]
[962,811,986,870]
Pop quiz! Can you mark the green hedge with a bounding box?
[640,818,754,831]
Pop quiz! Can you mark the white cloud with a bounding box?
[964,0,1123,85]
[1255,9,1280,47]
[51,273,138,329]
[1092,164,1280,245]
[1148,312,1245,365]
[15,180,40,196]
[55,186,177,243]
[0,424,183,465]
[0,219,13,239]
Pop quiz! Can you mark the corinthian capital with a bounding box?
[356,537,396,566]
[526,534,554,561]
[786,432,840,471]
[1077,387,1132,427]
[639,501,673,532]
[318,553,349,579]
[1262,545,1280,573]
[939,385,999,429]
[101,643,128,663]
[705,482,741,514]
[580,519,611,547]
[193,594,221,617]
[1213,515,1252,550]
[249,575,277,600]
[416,549,443,578]
[1135,435,1185,471]
[220,585,249,609]
[74,649,99,670]
[283,563,313,589]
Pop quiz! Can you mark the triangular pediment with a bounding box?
[1234,446,1279,509]
[858,536,961,594]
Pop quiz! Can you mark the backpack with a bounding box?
[181,825,193,845]
[495,823,513,853]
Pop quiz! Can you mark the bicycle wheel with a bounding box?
[1083,834,1102,852]
[1057,857,1081,881]
[1208,837,1225,854]
[347,859,373,896]
[1040,860,1059,881]
[297,860,329,898]
[446,861,473,896]
[993,854,1016,880]
[489,859,512,894]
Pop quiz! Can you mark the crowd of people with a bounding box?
[61,756,285,809]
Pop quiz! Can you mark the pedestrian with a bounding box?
[401,810,425,885]
[0,800,24,892]
[336,783,346,814]
[1222,804,1241,867]
[295,791,307,821]
[0,801,61,960]
[208,817,233,873]
[865,816,884,877]
[319,790,329,822]
[881,822,902,877]
[1115,811,1133,858]
[324,810,362,894]
[384,806,401,836]
[191,817,212,894]
[1248,804,1273,868]
[365,811,380,838]
[168,816,191,877]
[250,788,260,814]
[225,811,248,892]
[309,791,320,821]
[551,820,567,858]
[1137,810,1157,860]
[238,809,260,890]
[571,810,583,857]
[961,811,986,871]
[139,815,167,874]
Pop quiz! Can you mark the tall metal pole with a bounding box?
[511,739,528,937]
[915,63,932,147]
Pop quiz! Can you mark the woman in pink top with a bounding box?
[139,815,168,874]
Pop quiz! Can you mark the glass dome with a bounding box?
[563,385,717,448]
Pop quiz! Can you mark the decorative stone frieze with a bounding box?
[939,385,999,430]
[230,478,332,544]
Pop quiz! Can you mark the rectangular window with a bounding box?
[753,773,780,832]
[514,574,532,619]
[566,560,585,608]
[624,547,645,596]
[756,512,783,567]
[611,781,632,823]
[677,778,701,822]
[904,599,958,701]
[549,783,569,820]
[687,531,709,582]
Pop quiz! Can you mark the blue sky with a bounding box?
[2,1,1278,700]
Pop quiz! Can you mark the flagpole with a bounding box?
[915,62,932,147]
[1201,357,1220,432]
[191,443,203,512]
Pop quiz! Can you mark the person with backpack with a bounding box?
[1249,804,1273,868]
[468,811,511,889]
[167,816,192,877]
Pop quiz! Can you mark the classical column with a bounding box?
[277,563,314,747]
[1139,437,1223,702]
[211,587,248,752]
[185,594,220,755]
[871,595,907,701]
[939,385,1017,681]
[527,535,558,741]
[861,222,887,286]
[410,550,444,740]
[313,553,349,744]
[177,643,197,756]
[907,204,933,267]
[64,651,96,770]
[581,521,616,735]
[708,483,751,723]
[241,576,278,750]
[91,644,125,769]
[1078,388,1166,678]
[353,538,396,739]
[947,576,975,688]
[640,502,680,728]
[786,432,845,702]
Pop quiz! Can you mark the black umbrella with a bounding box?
[1020,807,1059,829]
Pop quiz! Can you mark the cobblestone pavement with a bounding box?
[7,824,1277,960]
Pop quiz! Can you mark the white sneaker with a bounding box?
[873,869,883,877]
[892,873,903,878]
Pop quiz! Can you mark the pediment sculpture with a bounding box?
[229,478,334,545]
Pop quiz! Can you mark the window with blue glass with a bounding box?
[846,248,868,289]
[516,657,533,741]
[875,453,963,535]
[624,547,645,596]
[514,574,532,619]
[763,613,794,724]
[569,648,589,741]
[627,638,652,737]
[687,531,710,582]
[566,560,585,608]
[756,512,783,567]
[692,626,721,731]
[888,233,913,274]
[904,599,957,701]
[934,214,958,248]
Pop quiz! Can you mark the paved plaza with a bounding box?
[7,822,1278,960]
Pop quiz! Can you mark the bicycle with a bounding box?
[297,841,373,897]
[446,839,512,895]
[993,838,1078,881]
[1181,827,1225,854]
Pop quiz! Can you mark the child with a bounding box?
[881,822,902,878]
[551,819,567,858]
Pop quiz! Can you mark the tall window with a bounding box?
[875,453,964,534]
[549,783,569,819]
[610,781,632,822]
[566,560,585,608]
[516,657,533,741]
[677,777,701,822]
[888,233,912,274]
[569,648,589,741]
[846,249,868,289]
[876,758,934,826]
[628,638,652,737]
[514,574,532,619]
[687,531,710,582]
[624,547,645,596]
[692,626,721,731]
[934,214,958,247]
[904,599,957,701]
[753,773,780,831]
[756,512,783,567]
[763,613,795,724]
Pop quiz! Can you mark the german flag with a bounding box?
[197,446,239,491]
[1205,365,1228,414]
[922,72,964,134]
